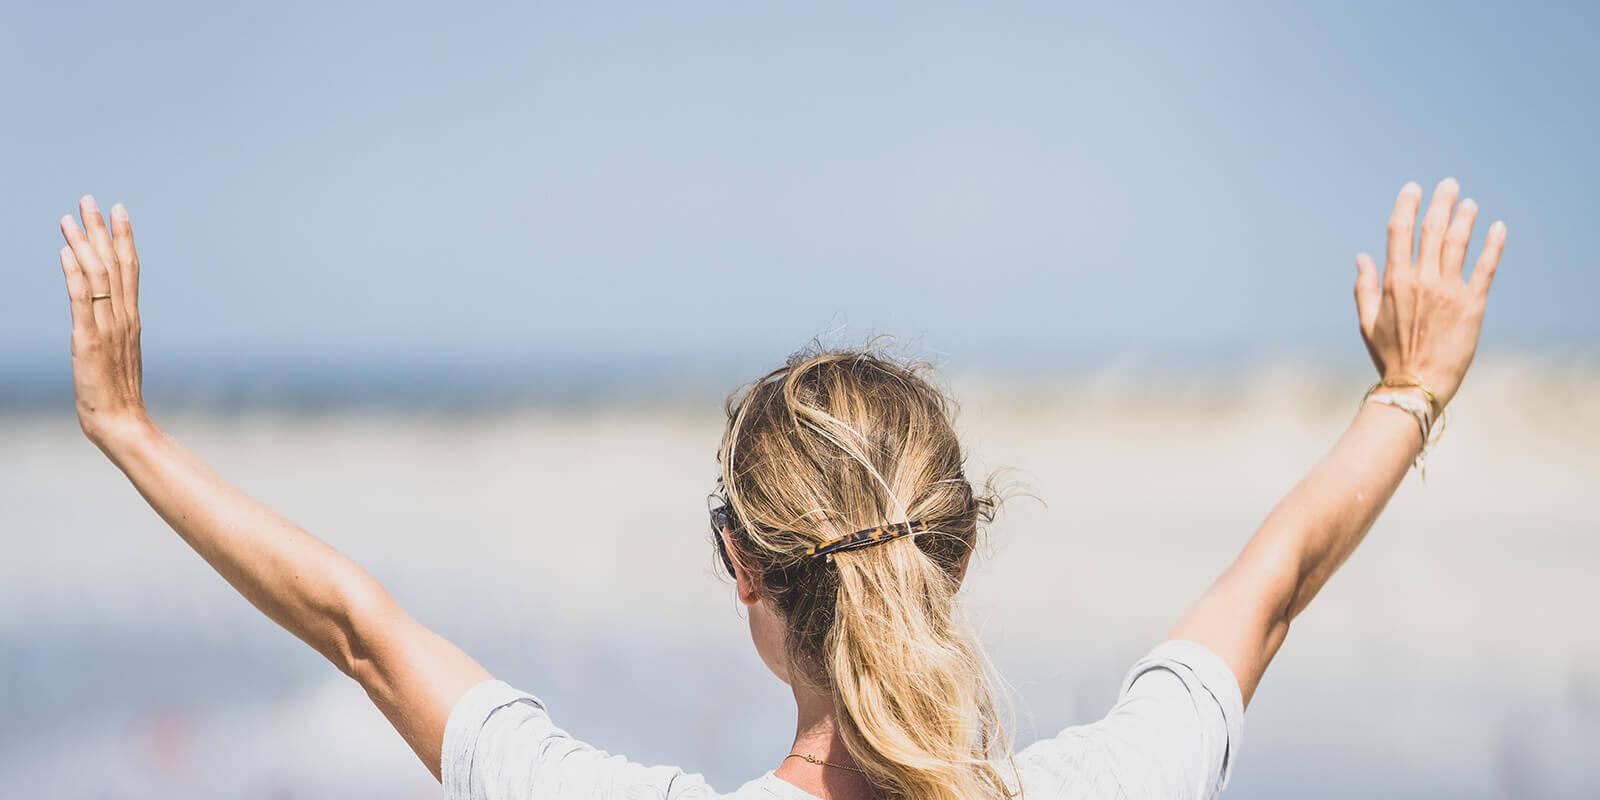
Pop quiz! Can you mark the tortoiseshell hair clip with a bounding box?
[806,520,931,559]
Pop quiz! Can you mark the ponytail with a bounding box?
[829,541,1013,799]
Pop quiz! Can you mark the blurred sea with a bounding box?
[2,357,1597,799]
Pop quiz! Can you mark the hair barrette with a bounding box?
[806,520,931,559]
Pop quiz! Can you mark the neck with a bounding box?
[775,677,875,798]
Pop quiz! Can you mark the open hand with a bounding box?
[1354,179,1507,410]
[58,195,149,448]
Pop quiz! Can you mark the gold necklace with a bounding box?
[784,752,867,775]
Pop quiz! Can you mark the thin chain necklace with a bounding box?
[784,752,867,775]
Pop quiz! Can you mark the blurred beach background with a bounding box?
[2,2,1597,798]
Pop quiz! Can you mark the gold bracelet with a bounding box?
[1377,374,1442,418]
[1360,377,1449,481]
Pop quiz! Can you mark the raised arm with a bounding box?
[1169,178,1506,705]
[55,196,489,778]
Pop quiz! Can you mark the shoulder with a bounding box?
[1014,640,1245,800]
[442,679,719,800]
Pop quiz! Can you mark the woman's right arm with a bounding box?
[57,196,489,780]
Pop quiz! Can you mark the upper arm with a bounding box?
[1167,540,1299,707]
[342,585,493,781]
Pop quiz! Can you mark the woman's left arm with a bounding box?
[56,196,489,779]
[1168,178,1507,707]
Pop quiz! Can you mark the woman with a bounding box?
[53,179,1505,800]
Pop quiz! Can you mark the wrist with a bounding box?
[90,410,163,466]
[1377,372,1448,416]
[1360,380,1448,480]
[1360,394,1427,448]
[1374,384,1430,408]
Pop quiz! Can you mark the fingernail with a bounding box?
[82,195,98,212]
[60,215,78,231]
[1490,220,1506,238]
[1459,197,1476,211]
[1438,177,1459,192]
[1402,181,1422,195]
[111,203,128,220]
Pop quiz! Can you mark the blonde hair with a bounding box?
[715,345,1015,800]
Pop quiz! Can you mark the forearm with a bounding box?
[100,415,393,675]
[1172,400,1421,703]
[1248,400,1421,621]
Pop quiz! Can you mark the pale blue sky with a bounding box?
[2,2,1594,389]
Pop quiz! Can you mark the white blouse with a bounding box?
[443,639,1244,800]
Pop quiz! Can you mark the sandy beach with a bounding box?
[3,358,1596,799]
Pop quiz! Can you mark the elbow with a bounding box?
[1229,540,1307,628]
[324,574,404,681]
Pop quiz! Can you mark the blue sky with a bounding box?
[2,2,1594,384]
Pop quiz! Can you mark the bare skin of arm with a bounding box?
[55,196,488,779]
[1170,178,1507,705]
[56,176,1505,777]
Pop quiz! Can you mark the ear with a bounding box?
[952,543,975,587]
[721,526,762,606]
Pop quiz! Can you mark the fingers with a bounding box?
[1354,252,1380,334]
[80,195,118,277]
[79,195,132,321]
[60,213,116,331]
[1416,178,1460,278]
[1385,182,1422,278]
[1468,220,1508,296]
[59,246,95,339]
[110,203,140,312]
[1440,197,1477,282]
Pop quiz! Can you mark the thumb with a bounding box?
[1354,252,1380,334]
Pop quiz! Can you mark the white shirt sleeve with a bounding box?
[1015,639,1245,799]
[441,679,713,800]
